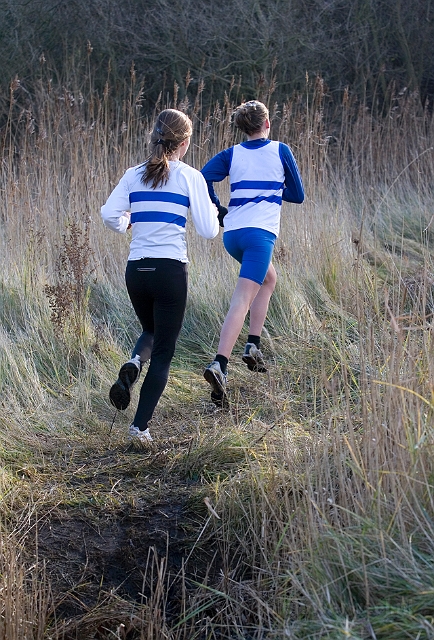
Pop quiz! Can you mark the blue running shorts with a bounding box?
[223,227,277,285]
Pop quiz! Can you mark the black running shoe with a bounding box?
[109,355,141,410]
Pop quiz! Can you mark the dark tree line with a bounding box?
[1,0,434,112]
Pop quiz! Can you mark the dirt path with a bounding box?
[29,428,226,637]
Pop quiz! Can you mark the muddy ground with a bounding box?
[30,421,234,638]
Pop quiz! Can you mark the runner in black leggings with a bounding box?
[101,109,219,443]
[125,258,187,432]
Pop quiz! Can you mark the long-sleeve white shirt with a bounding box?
[101,160,219,262]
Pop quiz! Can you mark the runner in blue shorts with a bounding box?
[201,99,305,405]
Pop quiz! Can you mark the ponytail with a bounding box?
[142,109,193,189]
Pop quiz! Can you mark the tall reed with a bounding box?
[0,70,434,637]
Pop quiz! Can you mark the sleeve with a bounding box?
[100,171,131,234]
[181,169,219,239]
[279,143,305,204]
[200,148,233,208]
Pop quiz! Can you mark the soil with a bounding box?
[30,434,224,638]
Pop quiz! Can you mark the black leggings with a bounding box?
[125,258,188,430]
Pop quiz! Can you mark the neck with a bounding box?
[247,134,268,141]
[247,129,269,141]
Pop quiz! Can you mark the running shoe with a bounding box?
[242,343,267,373]
[128,424,153,442]
[204,360,227,395]
[109,354,141,410]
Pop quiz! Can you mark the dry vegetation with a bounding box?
[2,0,433,113]
[0,72,434,639]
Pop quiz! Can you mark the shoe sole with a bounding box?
[109,363,139,410]
[204,368,226,395]
[242,354,267,373]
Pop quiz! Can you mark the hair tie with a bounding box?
[156,126,164,135]
[156,139,165,145]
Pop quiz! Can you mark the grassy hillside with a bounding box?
[0,76,434,638]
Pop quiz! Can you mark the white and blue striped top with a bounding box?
[201,139,304,236]
[101,160,219,262]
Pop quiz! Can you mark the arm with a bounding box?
[101,171,131,233]
[279,143,305,204]
[200,148,233,208]
[184,170,219,239]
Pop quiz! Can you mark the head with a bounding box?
[234,100,269,137]
[142,109,193,188]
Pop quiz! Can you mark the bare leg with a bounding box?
[217,277,261,358]
[248,263,277,336]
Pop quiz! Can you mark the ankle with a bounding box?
[215,354,228,374]
[247,334,261,348]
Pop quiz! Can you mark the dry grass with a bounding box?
[0,521,52,640]
[0,73,434,638]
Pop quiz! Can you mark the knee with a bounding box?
[230,296,252,317]
[263,266,277,291]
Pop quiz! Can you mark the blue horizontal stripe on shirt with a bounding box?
[130,191,190,207]
[231,180,284,191]
[229,195,283,207]
[130,211,187,227]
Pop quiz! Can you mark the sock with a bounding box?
[131,353,143,371]
[215,354,228,374]
[247,334,261,347]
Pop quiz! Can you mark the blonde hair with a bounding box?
[142,109,193,188]
[234,100,269,136]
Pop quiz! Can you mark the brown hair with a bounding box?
[141,109,193,188]
[233,100,269,136]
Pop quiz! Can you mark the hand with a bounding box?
[217,205,228,227]
[123,211,131,230]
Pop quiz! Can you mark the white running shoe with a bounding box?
[128,424,153,443]
[204,360,229,408]
[203,360,227,395]
[109,354,141,410]
[242,343,267,373]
